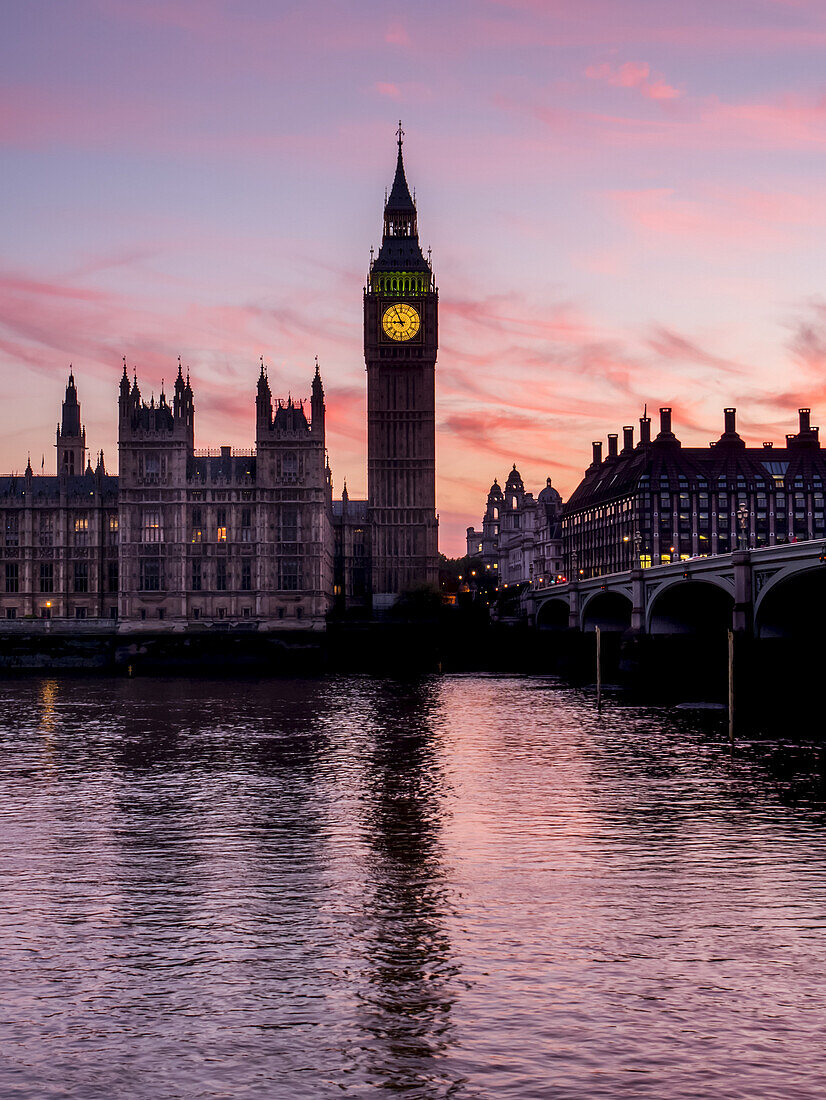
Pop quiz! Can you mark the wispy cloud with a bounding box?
[585,61,681,101]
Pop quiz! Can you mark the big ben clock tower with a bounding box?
[365,124,439,608]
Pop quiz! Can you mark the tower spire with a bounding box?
[385,121,415,217]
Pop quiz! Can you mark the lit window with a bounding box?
[142,510,162,543]
[74,515,89,546]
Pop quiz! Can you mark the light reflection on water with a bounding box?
[1,675,825,1098]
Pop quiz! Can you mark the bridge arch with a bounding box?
[581,589,632,633]
[536,596,570,631]
[647,578,734,636]
[755,564,826,638]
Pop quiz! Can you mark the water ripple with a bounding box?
[0,675,825,1098]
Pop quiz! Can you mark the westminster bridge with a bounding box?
[528,541,826,640]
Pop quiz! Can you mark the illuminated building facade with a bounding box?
[467,466,564,589]
[1,131,442,626]
[564,406,826,578]
[0,367,333,628]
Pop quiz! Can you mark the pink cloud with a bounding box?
[375,82,401,99]
[608,185,826,249]
[585,60,681,100]
[385,23,410,46]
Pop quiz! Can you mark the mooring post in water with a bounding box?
[596,625,602,711]
[727,629,735,745]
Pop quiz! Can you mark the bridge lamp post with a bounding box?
[737,503,749,550]
[634,530,642,567]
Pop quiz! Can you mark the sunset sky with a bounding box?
[3,0,826,552]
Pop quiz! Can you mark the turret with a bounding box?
[55,368,86,475]
[311,357,325,438]
[504,464,525,511]
[256,359,272,434]
[173,357,186,414]
[118,362,191,442]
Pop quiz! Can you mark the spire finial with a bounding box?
[314,354,320,377]
[396,119,404,152]
[177,354,183,379]
[122,355,127,378]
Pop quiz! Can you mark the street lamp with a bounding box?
[737,502,749,550]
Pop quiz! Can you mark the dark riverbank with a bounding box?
[0,618,818,734]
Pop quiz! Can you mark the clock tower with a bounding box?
[365,125,439,608]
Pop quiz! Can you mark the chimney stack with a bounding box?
[640,415,651,445]
[623,425,634,452]
[607,433,618,458]
[800,408,811,432]
[724,408,736,435]
[591,440,603,466]
[659,407,672,435]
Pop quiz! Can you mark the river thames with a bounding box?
[1,675,825,1099]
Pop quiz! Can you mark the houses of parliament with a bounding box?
[0,131,439,630]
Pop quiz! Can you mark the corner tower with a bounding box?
[56,370,86,474]
[364,125,439,607]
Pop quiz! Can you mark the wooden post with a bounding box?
[727,629,735,746]
[596,625,602,711]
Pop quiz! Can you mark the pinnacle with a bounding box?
[385,125,415,213]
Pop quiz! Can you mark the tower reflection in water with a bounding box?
[351,678,464,1096]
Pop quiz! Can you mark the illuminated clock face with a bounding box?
[382,302,420,342]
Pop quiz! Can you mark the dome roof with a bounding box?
[538,477,561,504]
[505,464,524,491]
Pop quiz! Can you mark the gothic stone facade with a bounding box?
[0,367,333,629]
[2,132,441,625]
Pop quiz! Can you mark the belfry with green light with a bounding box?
[364,124,439,607]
